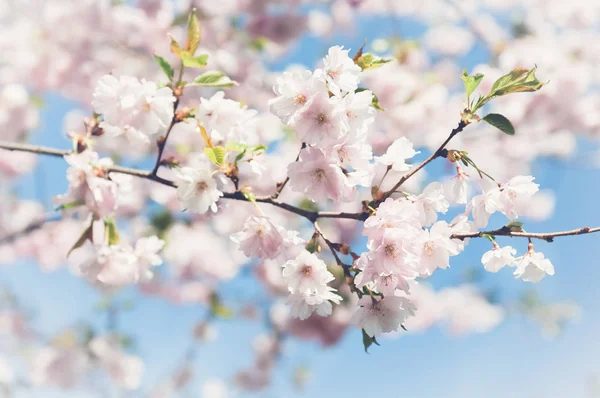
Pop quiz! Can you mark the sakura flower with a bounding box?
[413,182,449,226]
[175,168,223,214]
[54,150,128,217]
[72,236,164,288]
[92,75,175,146]
[287,146,354,202]
[315,45,361,96]
[354,253,411,294]
[89,336,144,390]
[498,175,539,220]
[418,221,462,276]
[451,164,469,204]
[30,346,90,389]
[514,243,555,283]
[268,70,324,125]
[376,137,419,172]
[231,216,284,259]
[368,228,420,276]
[352,296,416,338]
[293,93,347,147]
[482,244,517,273]
[336,89,376,138]
[362,198,421,243]
[287,284,342,320]
[282,250,334,293]
[196,91,257,143]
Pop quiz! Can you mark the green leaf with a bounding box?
[204,146,227,166]
[154,54,174,81]
[104,218,120,245]
[482,113,515,136]
[192,71,236,88]
[185,10,201,55]
[460,69,484,97]
[226,141,248,152]
[55,200,85,211]
[361,329,380,353]
[67,221,94,257]
[209,293,232,319]
[356,53,392,71]
[474,67,544,111]
[151,210,174,238]
[181,52,208,68]
[505,221,524,232]
[169,35,182,57]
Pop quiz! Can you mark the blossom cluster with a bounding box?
[270,46,376,202]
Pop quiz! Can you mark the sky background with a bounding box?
[2,10,600,398]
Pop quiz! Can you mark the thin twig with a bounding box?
[452,226,600,243]
[151,98,180,175]
[378,120,467,203]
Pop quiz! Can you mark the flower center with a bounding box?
[316,113,327,125]
[327,68,340,79]
[423,241,435,257]
[314,168,326,181]
[300,265,313,276]
[144,101,151,112]
[508,190,517,199]
[384,243,398,259]
[294,94,307,105]
[196,181,209,192]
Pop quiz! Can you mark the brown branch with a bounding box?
[452,226,600,243]
[378,120,468,203]
[3,140,600,244]
[0,215,61,245]
[151,98,180,175]
[0,141,367,222]
[313,221,352,278]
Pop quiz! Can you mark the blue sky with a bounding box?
[3,11,600,398]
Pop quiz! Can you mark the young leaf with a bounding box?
[209,293,232,319]
[104,218,120,245]
[169,35,182,57]
[361,329,380,353]
[154,54,174,81]
[204,146,227,166]
[460,69,484,97]
[180,52,208,68]
[192,71,236,88]
[185,10,201,55]
[226,141,248,152]
[355,53,391,71]
[198,122,213,148]
[482,113,515,136]
[505,221,524,232]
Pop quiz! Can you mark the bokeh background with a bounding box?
[1,1,600,397]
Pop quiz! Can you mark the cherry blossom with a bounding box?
[175,168,223,214]
[92,75,175,147]
[514,243,556,283]
[375,137,419,172]
[482,244,517,273]
[231,215,284,259]
[315,45,361,96]
[287,146,354,202]
[268,70,324,125]
[352,296,416,338]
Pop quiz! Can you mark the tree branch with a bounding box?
[0,141,367,222]
[151,98,180,175]
[451,226,600,242]
[378,120,468,203]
